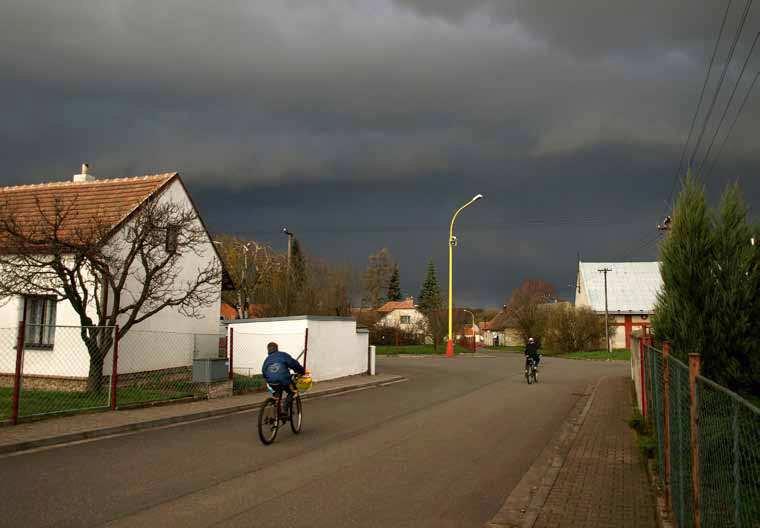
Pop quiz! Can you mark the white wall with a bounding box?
[227,317,369,382]
[228,318,308,377]
[100,178,222,375]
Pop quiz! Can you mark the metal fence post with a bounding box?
[228,327,234,380]
[110,325,120,411]
[640,336,648,419]
[733,399,740,528]
[11,321,25,425]
[662,342,672,511]
[689,352,702,528]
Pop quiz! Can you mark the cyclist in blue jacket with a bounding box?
[261,342,305,409]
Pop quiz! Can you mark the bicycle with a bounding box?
[525,356,539,385]
[258,374,303,445]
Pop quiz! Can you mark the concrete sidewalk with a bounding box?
[0,373,403,455]
[489,375,657,528]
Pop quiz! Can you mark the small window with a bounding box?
[400,315,411,325]
[24,296,57,348]
[165,225,179,254]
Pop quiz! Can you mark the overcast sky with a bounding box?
[1,1,759,306]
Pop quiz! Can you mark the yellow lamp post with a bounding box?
[446,194,483,357]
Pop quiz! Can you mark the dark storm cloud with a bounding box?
[1,0,758,304]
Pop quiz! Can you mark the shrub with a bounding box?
[543,305,608,353]
[369,324,421,346]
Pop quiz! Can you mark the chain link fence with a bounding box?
[0,327,21,421]
[698,375,760,528]
[668,353,694,528]
[115,330,220,407]
[19,325,115,420]
[0,324,234,423]
[639,342,760,528]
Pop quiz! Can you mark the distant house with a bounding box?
[482,310,523,347]
[376,297,426,332]
[458,323,483,344]
[574,261,662,349]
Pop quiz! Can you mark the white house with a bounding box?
[0,165,232,387]
[574,261,662,349]
[375,297,426,332]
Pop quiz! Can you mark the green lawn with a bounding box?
[376,344,474,355]
[558,349,631,361]
[0,384,197,421]
[481,345,523,353]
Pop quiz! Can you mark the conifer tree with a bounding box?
[386,265,402,301]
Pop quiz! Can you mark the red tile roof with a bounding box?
[0,172,235,290]
[0,173,176,249]
[376,297,416,312]
[220,303,268,319]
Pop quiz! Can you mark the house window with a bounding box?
[400,315,411,325]
[165,225,179,254]
[24,296,57,348]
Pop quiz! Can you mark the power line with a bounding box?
[618,232,663,262]
[223,217,640,237]
[698,31,760,174]
[689,0,754,169]
[667,0,734,209]
[706,69,760,179]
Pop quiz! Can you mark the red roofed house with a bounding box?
[376,297,426,332]
[0,164,233,389]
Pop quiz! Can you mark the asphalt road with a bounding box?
[0,354,627,528]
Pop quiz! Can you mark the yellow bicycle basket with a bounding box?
[295,373,313,391]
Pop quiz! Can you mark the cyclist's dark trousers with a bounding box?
[526,354,540,368]
[271,384,295,401]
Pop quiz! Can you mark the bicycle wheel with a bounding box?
[258,398,279,445]
[525,366,533,384]
[532,367,538,384]
[289,394,303,434]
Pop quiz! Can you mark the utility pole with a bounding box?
[282,228,293,315]
[598,267,612,354]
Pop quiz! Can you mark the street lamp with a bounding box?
[462,309,476,353]
[446,193,484,357]
[282,228,294,315]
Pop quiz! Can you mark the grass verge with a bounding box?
[376,344,473,355]
[629,410,657,461]
[559,349,630,361]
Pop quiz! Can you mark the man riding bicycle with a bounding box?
[261,342,306,411]
[524,337,541,370]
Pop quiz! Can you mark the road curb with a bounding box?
[0,375,406,456]
[485,378,603,528]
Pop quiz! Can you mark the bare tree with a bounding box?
[507,279,558,344]
[214,236,275,318]
[0,195,221,391]
[362,248,395,308]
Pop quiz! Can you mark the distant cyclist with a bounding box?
[524,337,541,370]
[261,342,306,408]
